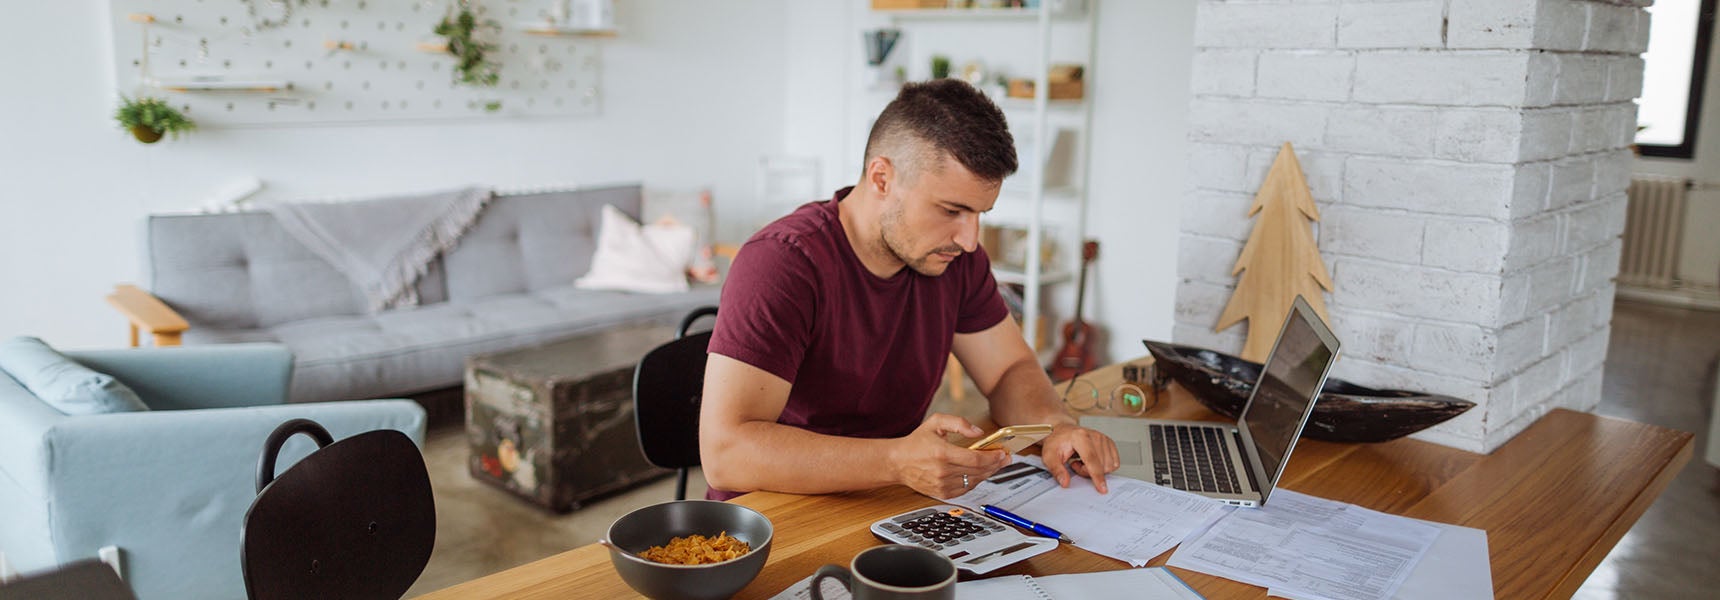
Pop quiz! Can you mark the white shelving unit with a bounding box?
[874,2,1098,352]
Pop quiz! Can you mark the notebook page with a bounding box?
[955,574,1049,600]
[1032,567,1206,600]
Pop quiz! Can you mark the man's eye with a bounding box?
[944,208,960,216]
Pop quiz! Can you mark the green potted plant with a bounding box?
[114,96,195,144]
[434,0,502,88]
[931,55,952,79]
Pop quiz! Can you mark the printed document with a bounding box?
[946,456,1232,566]
[1167,489,1442,600]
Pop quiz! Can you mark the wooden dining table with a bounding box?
[418,358,1693,600]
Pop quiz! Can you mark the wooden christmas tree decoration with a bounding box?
[1215,142,1334,362]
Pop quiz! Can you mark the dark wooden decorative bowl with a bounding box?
[1144,341,1475,443]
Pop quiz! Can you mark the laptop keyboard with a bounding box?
[1150,424,1242,494]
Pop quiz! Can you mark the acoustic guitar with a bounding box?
[1048,240,1099,382]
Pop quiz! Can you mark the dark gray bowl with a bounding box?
[606,500,773,600]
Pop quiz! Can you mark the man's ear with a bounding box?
[866,156,894,195]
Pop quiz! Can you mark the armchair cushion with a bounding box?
[0,337,147,415]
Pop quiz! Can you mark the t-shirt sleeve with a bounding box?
[956,245,1010,334]
[708,237,817,384]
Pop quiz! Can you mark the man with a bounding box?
[699,79,1120,502]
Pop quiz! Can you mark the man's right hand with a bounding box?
[890,413,1011,499]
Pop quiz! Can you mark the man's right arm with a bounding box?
[697,353,1008,499]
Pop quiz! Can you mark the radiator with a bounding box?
[1621,175,1689,289]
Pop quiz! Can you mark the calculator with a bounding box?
[868,505,1059,575]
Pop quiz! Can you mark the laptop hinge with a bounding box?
[1235,430,1261,494]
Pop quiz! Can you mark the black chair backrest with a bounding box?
[634,306,718,500]
[0,559,136,600]
[241,419,436,600]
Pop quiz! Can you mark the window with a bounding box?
[1636,0,1717,158]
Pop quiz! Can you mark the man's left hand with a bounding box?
[1040,423,1121,494]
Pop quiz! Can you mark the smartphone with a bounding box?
[967,424,1055,454]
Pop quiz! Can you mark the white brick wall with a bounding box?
[1194,2,1338,49]
[1435,109,1525,163]
[1423,219,1510,273]
[1245,148,1346,201]
[1188,143,1254,191]
[1257,52,1354,102]
[1344,158,1515,219]
[1191,51,1258,97]
[1353,52,1531,106]
[1447,0,1538,50]
[1320,206,1426,264]
[1177,0,1645,453]
[1331,259,1501,323]
[1325,106,1439,157]
[1520,108,1576,162]
[1188,98,1329,147]
[1328,310,1417,365]
[1338,0,1445,49]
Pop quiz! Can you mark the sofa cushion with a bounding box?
[576,204,697,294]
[443,185,642,301]
[0,337,149,415]
[148,211,368,329]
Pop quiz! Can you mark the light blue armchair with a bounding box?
[0,344,427,600]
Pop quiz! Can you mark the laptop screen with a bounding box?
[1241,300,1338,496]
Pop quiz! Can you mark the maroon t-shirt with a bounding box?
[705,187,1010,500]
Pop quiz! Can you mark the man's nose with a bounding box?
[955,212,980,253]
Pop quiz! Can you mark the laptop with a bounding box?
[1081,295,1340,507]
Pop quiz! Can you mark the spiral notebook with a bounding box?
[955,567,1204,600]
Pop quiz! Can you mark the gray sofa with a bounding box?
[135,184,720,403]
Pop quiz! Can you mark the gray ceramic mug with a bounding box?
[809,545,956,600]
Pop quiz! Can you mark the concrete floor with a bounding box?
[405,299,1720,598]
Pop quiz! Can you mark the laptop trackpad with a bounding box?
[1117,440,1144,465]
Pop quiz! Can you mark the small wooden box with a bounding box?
[872,0,949,9]
[1007,79,1085,100]
[464,323,676,512]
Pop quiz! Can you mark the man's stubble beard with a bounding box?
[880,198,959,277]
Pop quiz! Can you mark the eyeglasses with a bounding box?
[1060,378,1156,416]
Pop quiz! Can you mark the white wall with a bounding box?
[0,1,787,349]
[1083,0,1196,362]
[780,0,1197,364]
[1633,9,1720,290]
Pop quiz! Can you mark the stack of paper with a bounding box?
[947,456,1232,566]
[1167,490,1442,600]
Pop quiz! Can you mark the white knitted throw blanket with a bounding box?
[265,186,493,312]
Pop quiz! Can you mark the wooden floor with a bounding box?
[405,299,1720,599]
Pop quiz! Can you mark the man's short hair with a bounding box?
[863,79,1018,184]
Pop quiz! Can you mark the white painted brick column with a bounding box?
[1176,0,1650,453]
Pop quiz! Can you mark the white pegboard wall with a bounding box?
[108,0,604,126]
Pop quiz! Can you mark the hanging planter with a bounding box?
[115,96,195,144]
[434,1,503,89]
[129,125,164,144]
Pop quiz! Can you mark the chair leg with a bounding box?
[675,468,689,501]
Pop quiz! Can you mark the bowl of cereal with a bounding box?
[605,500,773,600]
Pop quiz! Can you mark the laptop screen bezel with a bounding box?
[1234,295,1342,506]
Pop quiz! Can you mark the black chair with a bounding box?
[0,559,136,600]
[634,306,719,501]
[240,419,436,600]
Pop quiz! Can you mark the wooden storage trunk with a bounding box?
[464,323,677,512]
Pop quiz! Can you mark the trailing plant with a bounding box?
[434,1,502,88]
[114,96,195,143]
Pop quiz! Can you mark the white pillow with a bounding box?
[576,204,696,294]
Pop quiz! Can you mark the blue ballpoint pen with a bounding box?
[981,504,1073,544]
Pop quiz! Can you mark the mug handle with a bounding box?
[809,564,851,600]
